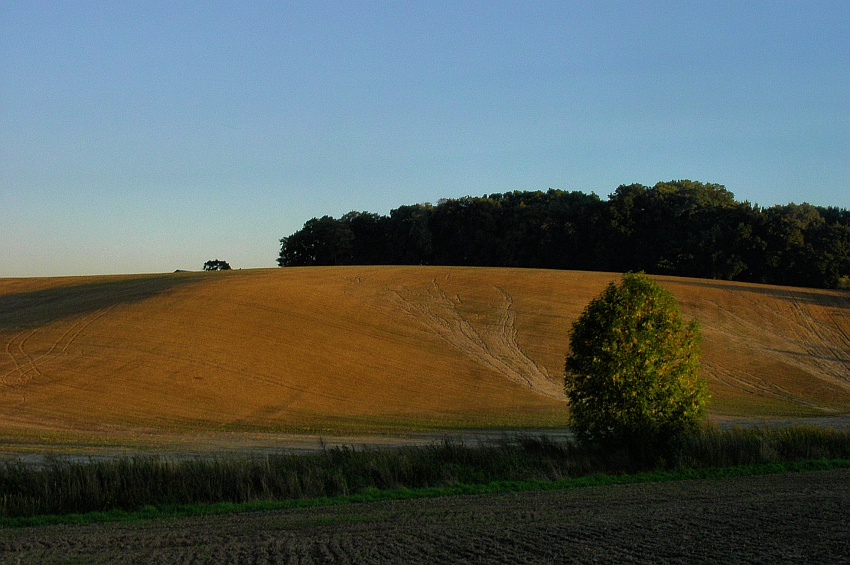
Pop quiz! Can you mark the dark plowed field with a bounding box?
[1,469,847,564]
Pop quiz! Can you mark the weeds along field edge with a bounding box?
[3,458,849,530]
[0,425,849,523]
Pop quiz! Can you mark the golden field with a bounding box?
[0,266,848,448]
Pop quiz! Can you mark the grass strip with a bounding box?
[3,458,848,529]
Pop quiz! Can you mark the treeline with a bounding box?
[278,180,850,289]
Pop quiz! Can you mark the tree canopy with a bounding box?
[203,259,232,271]
[277,180,850,289]
[564,273,708,454]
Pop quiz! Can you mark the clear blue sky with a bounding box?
[2,1,848,277]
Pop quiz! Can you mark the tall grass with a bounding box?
[677,424,850,467]
[0,425,847,519]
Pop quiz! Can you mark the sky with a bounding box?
[2,1,848,278]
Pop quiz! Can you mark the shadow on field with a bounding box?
[768,347,850,365]
[0,274,204,330]
[667,278,850,309]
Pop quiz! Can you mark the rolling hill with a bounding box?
[1,266,848,448]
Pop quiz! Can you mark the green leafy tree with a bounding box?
[564,273,708,457]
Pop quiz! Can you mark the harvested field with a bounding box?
[0,267,848,450]
[0,469,847,563]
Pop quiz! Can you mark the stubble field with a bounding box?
[0,266,849,453]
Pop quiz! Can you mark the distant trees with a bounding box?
[276,216,354,267]
[564,273,708,458]
[203,259,231,271]
[277,180,850,289]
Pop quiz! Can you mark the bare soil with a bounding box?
[0,469,847,564]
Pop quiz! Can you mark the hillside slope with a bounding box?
[0,267,848,439]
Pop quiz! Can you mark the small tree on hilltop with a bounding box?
[565,272,708,460]
[203,259,231,271]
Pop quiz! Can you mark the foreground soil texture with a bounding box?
[0,469,847,563]
[1,267,849,448]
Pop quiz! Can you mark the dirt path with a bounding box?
[0,469,847,564]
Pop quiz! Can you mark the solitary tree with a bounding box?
[203,259,231,271]
[564,273,708,457]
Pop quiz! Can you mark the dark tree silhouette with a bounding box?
[203,259,231,271]
[277,181,850,289]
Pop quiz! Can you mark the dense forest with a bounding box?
[277,180,850,289]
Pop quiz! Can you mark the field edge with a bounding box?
[3,458,848,530]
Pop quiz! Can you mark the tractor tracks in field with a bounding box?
[389,278,562,399]
[787,297,850,384]
[708,364,828,410]
[0,305,118,394]
[1,328,45,392]
[760,294,850,387]
[702,290,850,399]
